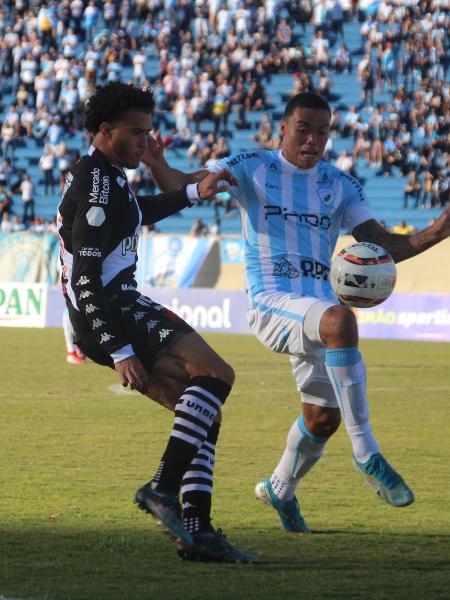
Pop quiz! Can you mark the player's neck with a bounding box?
[279,149,319,173]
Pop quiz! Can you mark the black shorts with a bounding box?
[76,293,194,372]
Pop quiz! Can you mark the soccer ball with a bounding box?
[330,242,397,308]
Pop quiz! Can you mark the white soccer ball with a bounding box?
[330,242,397,308]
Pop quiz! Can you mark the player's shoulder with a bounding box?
[321,161,365,194]
[223,148,273,169]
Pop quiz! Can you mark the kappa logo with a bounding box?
[120,305,132,314]
[85,303,99,314]
[92,318,106,329]
[147,319,159,332]
[76,275,90,285]
[79,290,93,299]
[159,328,173,342]
[318,188,335,204]
[100,332,114,343]
[134,311,146,322]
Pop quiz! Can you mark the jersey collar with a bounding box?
[278,149,319,175]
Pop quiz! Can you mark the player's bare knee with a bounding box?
[320,304,358,347]
[186,358,235,387]
[305,410,341,438]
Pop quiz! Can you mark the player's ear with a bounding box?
[99,122,113,138]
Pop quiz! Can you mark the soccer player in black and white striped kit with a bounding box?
[57,82,255,563]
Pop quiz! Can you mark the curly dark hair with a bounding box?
[84,82,155,134]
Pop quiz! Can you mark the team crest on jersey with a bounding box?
[273,258,299,279]
[318,188,335,204]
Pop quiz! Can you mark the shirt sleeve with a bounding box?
[340,171,374,232]
[70,168,134,358]
[136,187,193,225]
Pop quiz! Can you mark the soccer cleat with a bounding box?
[66,351,86,364]
[353,453,415,507]
[134,483,193,547]
[176,528,257,563]
[255,478,310,533]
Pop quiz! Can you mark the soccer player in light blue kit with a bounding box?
[144,92,450,533]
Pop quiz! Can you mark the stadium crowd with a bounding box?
[0,0,448,234]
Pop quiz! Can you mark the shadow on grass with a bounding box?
[1,527,449,600]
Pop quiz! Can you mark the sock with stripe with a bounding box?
[153,376,230,495]
[325,347,379,463]
[270,414,328,501]
[181,421,220,534]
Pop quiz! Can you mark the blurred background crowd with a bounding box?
[0,0,448,236]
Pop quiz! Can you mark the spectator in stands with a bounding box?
[403,171,422,209]
[19,174,34,225]
[1,119,16,160]
[190,218,209,237]
[0,183,12,220]
[39,145,56,194]
[1,212,13,233]
[391,219,415,235]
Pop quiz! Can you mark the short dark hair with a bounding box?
[283,92,331,120]
[84,82,155,134]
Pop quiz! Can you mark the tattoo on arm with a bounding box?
[352,219,445,263]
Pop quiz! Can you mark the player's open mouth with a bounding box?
[301,150,317,158]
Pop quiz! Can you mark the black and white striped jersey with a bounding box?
[57,145,192,361]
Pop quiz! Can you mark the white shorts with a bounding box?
[247,292,339,408]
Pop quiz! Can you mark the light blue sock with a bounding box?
[325,347,379,463]
[270,415,328,501]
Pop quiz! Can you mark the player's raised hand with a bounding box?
[197,169,238,200]
[115,355,148,394]
[142,131,165,166]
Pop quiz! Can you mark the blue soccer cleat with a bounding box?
[353,453,415,507]
[255,478,310,533]
[135,483,193,547]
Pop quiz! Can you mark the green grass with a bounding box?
[1,329,449,600]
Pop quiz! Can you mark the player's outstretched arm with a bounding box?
[353,205,450,263]
[142,131,208,192]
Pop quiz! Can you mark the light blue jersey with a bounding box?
[212,149,373,302]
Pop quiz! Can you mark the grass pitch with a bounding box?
[1,329,449,600]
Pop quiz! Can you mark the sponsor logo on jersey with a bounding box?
[121,234,138,255]
[226,152,259,167]
[92,318,106,329]
[78,246,102,257]
[100,332,114,343]
[273,257,329,281]
[159,328,173,342]
[86,206,106,227]
[264,205,332,229]
[265,182,283,191]
[121,283,137,291]
[339,171,365,202]
[318,188,335,204]
[89,168,110,205]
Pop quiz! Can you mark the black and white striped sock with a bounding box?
[182,421,220,534]
[154,377,230,495]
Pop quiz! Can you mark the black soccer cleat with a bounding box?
[176,528,257,563]
[135,483,193,547]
